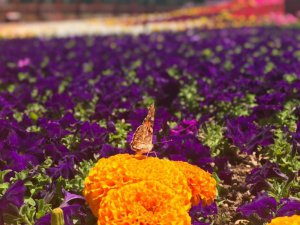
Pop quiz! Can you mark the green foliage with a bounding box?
[264,62,275,73]
[223,60,233,71]
[142,95,155,108]
[58,76,72,94]
[275,100,299,131]
[267,129,300,171]
[7,84,16,93]
[0,169,12,195]
[199,120,226,157]
[268,178,300,201]
[167,67,181,80]
[3,156,98,225]
[61,133,81,150]
[74,95,98,121]
[202,48,214,58]
[63,158,98,193]
[283,73,298,84]
[40,56,50,68]
[178,81,202,112]
[109,119,131,148]
[18,72,29,81]
[265,128,300,201]
[83,62,94,73]
[25,103,46,121]
[13,112,24,122]
[214,94,257,119]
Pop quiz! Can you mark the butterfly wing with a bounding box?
[130,104,155,154]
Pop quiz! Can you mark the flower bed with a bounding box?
[0,26,300,224]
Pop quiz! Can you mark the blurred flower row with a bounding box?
[0,0,299,38]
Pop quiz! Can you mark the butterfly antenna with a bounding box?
[154,139,174,144]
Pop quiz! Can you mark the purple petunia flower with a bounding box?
[162,135,213,171]
[0,119,44,172]
[237,193,277,222]
[246,161,288,194]
[60,189,85,208]
[47,155,76,179]
[276,198,300,217]
[0,180,25,224]
[226,116,273,154]
[190,202,217,225]
[214,157,233,184]
[285,121,300,155]
[38,119,70,139]
[239,194,300,222]
[251,93,285,120]
[170,119,199,137]
[100,144,124,158]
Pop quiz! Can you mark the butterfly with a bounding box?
[130,104,155,155]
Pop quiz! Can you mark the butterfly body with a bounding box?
[130,104,155,155]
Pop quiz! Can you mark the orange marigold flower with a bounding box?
[267,215,300,225]
[98,180,191,225]
[172,160,217,206]
[83,154,191,216]
[83,154,217,217]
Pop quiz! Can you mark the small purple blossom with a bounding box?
[190,202,217,225]
[226,116,274,154]
[0,180,25,224]
[246,161,288,194]
[237,193,277,222]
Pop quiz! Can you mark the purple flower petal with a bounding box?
[237,193,277,221]
[226,116,273,154]
[60,189,85,208]
[246,161,288,194]
[276,198,300,217]
[0,180,25,222]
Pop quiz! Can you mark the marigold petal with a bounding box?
[98,180,191,225]
[172,160,217,206]
[267,215,300,225]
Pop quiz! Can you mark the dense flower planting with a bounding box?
[0,26,300,224]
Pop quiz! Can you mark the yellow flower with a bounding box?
[267,215,300,225]
[98,180,191,225]
[83,154,217,219]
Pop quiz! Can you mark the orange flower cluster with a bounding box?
[83,154,216,224]
[267,215,300,225]
[98,180,191,225]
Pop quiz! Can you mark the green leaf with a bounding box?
[109,119,131,149]
[0,182,10,195]
[0,169,12,183]
[200,121,226,157]
[25,198,36,207]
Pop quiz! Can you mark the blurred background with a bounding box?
[2,0,197,21]
[0,0,298,22]
[0,0,299,37]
